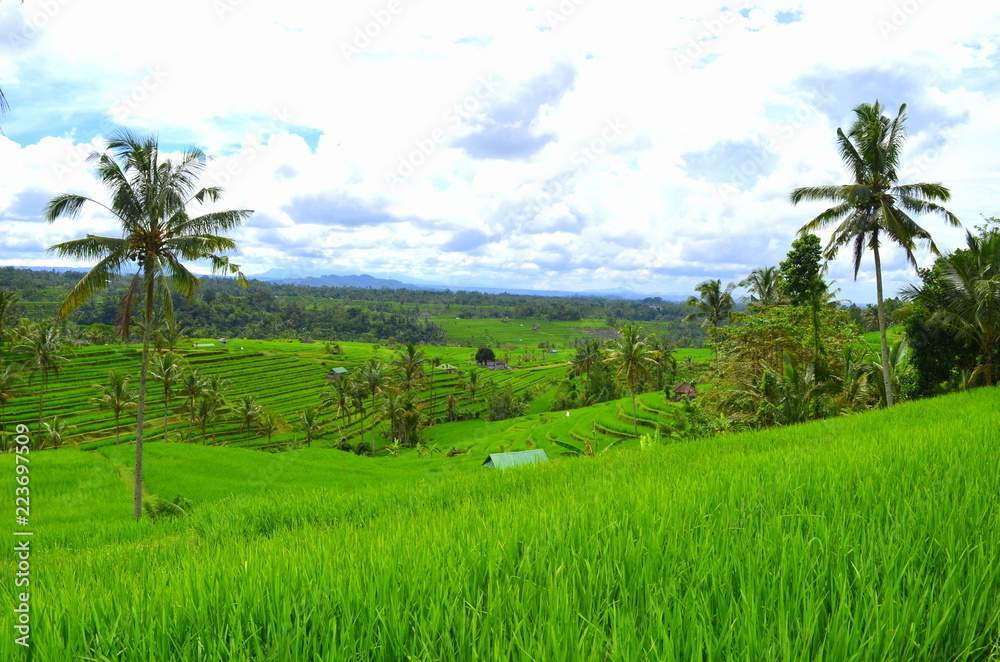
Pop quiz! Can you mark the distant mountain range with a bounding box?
[249,269,687,301]
[1,265,687,302]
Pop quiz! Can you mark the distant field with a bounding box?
[1,339,702,454]
[429,316,611,347]
[2,387,997,659]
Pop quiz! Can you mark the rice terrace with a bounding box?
[3,2,1000,660]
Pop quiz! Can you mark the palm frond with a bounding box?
[790,185,849,205]
[52,251,131,319]
[43,194,97,222]
[115,272,143,340]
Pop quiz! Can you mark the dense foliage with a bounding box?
[0,267,710,346]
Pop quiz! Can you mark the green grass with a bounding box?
[2,387,998,659]
[430,316,611,347]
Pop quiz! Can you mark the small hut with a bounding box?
[672,382,698,401]
[482,449,548,469]
[326,367,349,381]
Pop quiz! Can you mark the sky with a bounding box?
[1,0,999,304]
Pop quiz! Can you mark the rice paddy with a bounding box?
[1,386,998,660]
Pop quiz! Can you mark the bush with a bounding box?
[486,386,528,422]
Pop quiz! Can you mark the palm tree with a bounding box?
[393,342,426,391]
[90,370,137,444]
[44,130,250,517]
[360,358,386,455]
[42,416,77,451]
[150,351,183,442]
[739,267,784,306]
[177,369,206,442]
[204,375,229,445]
[298,408,323,447]
[233,394,263,446]
[683,279,736,327]
[464,369,483,414]
[257,411,283,445]
[16,321,71,434]
[903,230,1000,386]
[0,289,22,346]
[790,101,960,406]
[569,337,604,388]
[604,324,657,437]
[0,359,23,439]
[320,378,353,434]
[193,396,220,445]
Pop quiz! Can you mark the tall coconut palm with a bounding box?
[739,267,784,306]
[0,359,23,439]
[15,321,71,434]
[604,324,657,437]
[683,279,736,327]
[44,130,251,517]
[150,351,183,442]
[90,370,137,445]
[360,358,386,455]
[790,101,960,406]
[0,289,22,346]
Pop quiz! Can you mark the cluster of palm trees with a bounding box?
[685,101,961,413]
[86,352,291,448]
[319,343,511,455]
[902,224,1000,388]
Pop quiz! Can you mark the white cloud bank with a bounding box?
[1,0,999,303]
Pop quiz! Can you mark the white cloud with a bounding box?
[1,0,998,302]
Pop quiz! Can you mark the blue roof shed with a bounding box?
[482,449,549,469]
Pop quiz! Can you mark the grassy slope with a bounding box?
[2,388,999,660]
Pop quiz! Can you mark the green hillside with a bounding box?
[2,388,998,660]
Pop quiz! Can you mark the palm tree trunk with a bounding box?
[872,242,894,407]
[37,373,45,447]
[631,388,639,438]
[985,344,993,387]
[163,389,169,442]
[370,393,376,455]
[135,283,152,519]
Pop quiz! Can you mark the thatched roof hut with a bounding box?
[672,382,698,401]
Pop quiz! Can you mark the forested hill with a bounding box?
[0,267,708,346]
